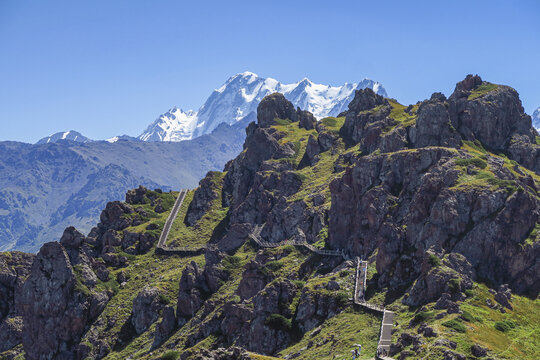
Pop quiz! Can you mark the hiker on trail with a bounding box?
[351,349,356,359]
[357,344,362,354]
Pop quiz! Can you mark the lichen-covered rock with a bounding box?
[125,185,149,205]
[59,226,87,248]
[154,305,176,345]
[295,288,343,333]
[257,93,298,128]
[131,286,164,334]
[186,171,222,226]
[0,316,24,352]
[409,93,461,148]
[177,261,207,322]
[494,284,513,310]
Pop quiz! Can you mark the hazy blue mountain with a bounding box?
[533,107,540,130]
[0,117,251,252]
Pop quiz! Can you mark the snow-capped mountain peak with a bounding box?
[138,107,197,142]
[36,130,92,145]
[138,72,388,142]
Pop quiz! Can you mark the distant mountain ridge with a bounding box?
[0,119,249,252]
[138,72,387,142]
[533,107,540,130]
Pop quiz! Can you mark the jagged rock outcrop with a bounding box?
[177,261,207,323]
[186,171,222,226]
[297,108,317,130]
[409,93,461,148]
[403,253,473,306]
[340,88,401,152]
[121,231,157,254]
[329,145,539,297]
[329,76,540,300]
[177,252,228,325]
[0,252,34,352]
[0,316,24,353]
[125,185,150,205]
[131,286,164,334]
[295,288,343,333]
[236,258,273,300]
[448,75,535,151]
[257,93,298,128]
[222,123,296,209]
[470,344,488,357]
[221,95,329,245]
[220,279,297,354]
[154,305,176,345]
[19,241,108,360]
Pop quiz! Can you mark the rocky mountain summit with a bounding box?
[1,75,539,360]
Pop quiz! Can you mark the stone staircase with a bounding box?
[249,225,396,359]
[156,189,217,255]
[353,258,395,360]
[157,189,187,250]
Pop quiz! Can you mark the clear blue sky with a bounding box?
[1,0,539,143]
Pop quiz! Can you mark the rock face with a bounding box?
[177,261,208,322]
[18,241,108,360]
[448,75,534,151]
[176,253,228,325]
[328,76,540,300]
[0,251,34,352]
[222,95,329,246]
[257,93,298,128]
[409,93,461,148]
[131,287,164,334]
[154,305,176,345]
[186,171,222,226]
